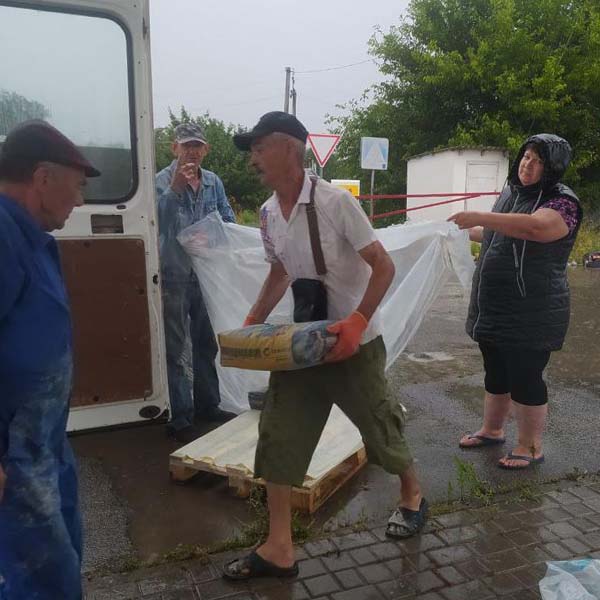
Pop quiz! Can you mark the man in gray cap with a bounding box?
[0,119,99,599]
[156,122,236,443]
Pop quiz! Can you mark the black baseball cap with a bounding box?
[233,111,309,151]
[0,120,100,177]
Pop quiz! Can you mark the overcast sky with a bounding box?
[149,0,411,134]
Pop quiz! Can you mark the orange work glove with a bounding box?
[243,314,261,327]
[325,311,369,363]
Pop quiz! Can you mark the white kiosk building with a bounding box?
[406,147,509,222]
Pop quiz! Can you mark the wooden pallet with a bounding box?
[289,446,367,513]
[169,406,367,514]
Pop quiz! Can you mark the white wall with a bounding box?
[407,149,509,222]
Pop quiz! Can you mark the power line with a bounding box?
[295,59,374,75]
[158,93,281,119]
[221,94,281,108]
[300,94,341,106]
[154,77,277,99]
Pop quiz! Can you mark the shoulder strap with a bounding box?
[306,176,327,275]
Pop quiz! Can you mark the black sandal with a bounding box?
[386,497,429,539]
[223,550,299,581]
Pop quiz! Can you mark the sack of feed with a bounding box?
[219,320,337,371]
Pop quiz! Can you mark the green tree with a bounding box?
[0,90,49,136]
[328,0,600,216]
[154,107,268,213]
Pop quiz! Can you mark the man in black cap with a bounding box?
[223,112,427,581]
[0,120,99,599]
[156,122,236,444]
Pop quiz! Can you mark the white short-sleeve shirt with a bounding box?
[259,173,382,344]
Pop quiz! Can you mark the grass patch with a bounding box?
[565,466,589,482]
[95,543,210,575]
[516,483,542,503]
[329,506,370,533]
[571,219,600,264]
[429,500,470,517]
[447,457,548,507]
[452,457,495,505]
[236,208,259,227]
[350,508,370,533]
[210,486,314,554]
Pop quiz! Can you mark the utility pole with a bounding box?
[284,67,291,113]
[291,70,297,116]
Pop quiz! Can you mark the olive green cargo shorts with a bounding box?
[254,336,413,487]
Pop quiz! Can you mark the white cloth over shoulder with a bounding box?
[177,212,474,413]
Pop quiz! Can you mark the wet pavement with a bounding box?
[74,420,255,570]
[72,268,600,572]
[84,476,600,599]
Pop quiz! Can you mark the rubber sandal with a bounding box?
[459,434,506,449]
[222,550,299,581]
[498,452,545,470]
[385,497,429,539]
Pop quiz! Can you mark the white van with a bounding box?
[0,1,169,431]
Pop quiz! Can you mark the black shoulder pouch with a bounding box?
[291,177,328,323]
[292,278,327,322]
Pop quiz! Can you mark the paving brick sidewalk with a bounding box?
[84,479,600,600]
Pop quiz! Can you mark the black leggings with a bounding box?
[479,343,551,406]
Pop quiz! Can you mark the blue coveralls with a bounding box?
[155,162,236,430]
[0,195,81,600]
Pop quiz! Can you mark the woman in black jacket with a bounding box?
[448,134,582,470]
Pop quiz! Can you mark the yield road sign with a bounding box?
[361,137,389,170]
[308,133,341,168]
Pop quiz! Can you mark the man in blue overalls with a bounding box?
[0,120,100,600]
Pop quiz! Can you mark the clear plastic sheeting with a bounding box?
[178,213,474,413]
[539,560,600,600]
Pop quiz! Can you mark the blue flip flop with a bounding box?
[459,434,506,449]
[498,452,545,470]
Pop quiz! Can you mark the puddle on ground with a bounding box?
[405,351,455,363]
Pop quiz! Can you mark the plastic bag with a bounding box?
[539,560,600,600]
[178,212,474,413]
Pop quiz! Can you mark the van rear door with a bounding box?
[0,0,168,430]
